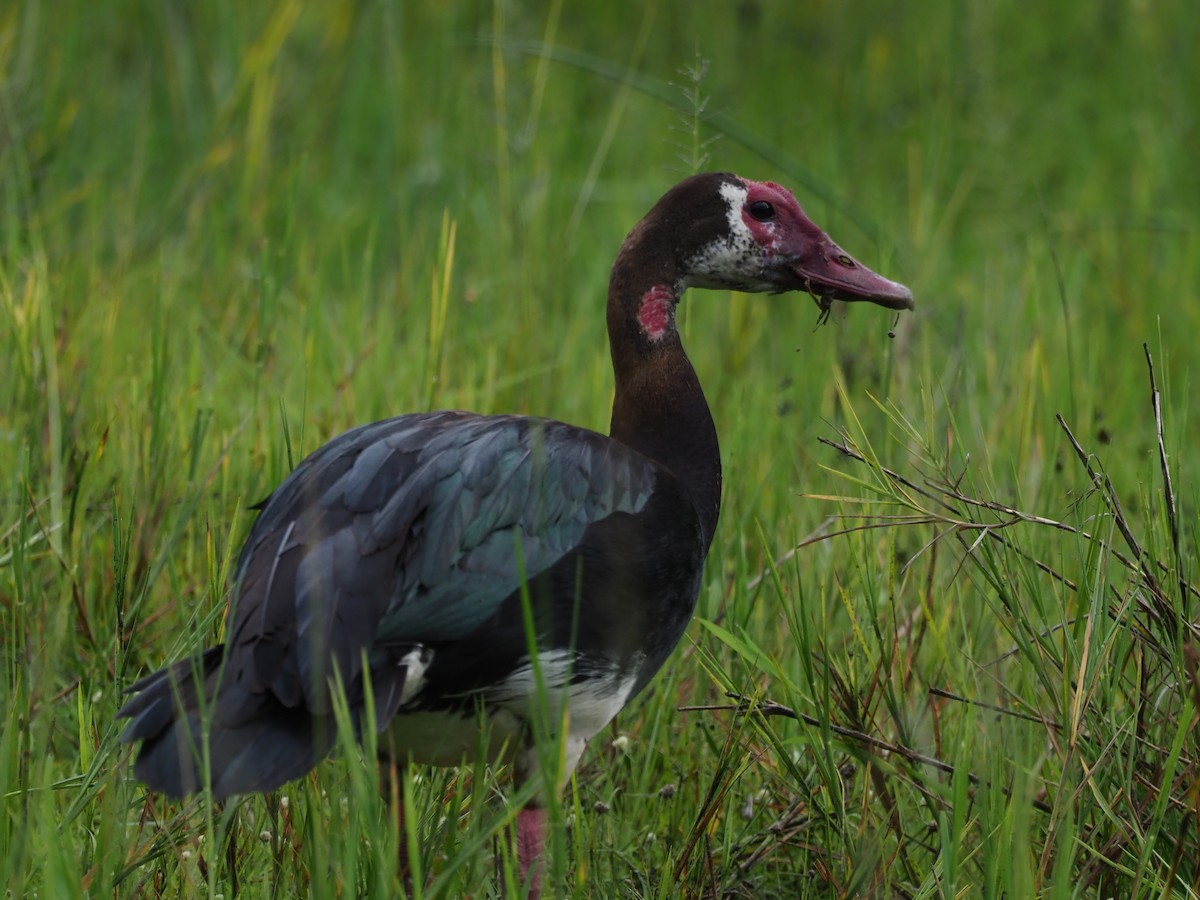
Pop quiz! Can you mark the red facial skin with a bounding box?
[739,179,914,310]
[637,285,675,341]
[630,175,912,342]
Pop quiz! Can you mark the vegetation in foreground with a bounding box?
[2,2,1199,896]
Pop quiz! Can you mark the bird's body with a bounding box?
[119,172,913,893]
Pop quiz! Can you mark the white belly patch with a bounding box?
[381,650,640,787]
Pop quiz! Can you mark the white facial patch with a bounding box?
[719,180,753,239]
[684,180,775,291]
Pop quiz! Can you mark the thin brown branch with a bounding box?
[817,436,961,517]
[928,687,1062,730]
[1056,414,1145,562]
[1057,414,1178,638]
[746,516,941,592]
[821,428,1200,612]
[679,692,1053,814]
[1145,343,1188,611]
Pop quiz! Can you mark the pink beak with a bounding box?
[794,233,914,311]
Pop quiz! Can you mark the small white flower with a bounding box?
[280,796,290,809]
[610,735,630,753]
[259,830,272,843]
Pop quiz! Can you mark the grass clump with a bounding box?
[696,346,1200,896]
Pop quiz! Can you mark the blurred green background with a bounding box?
[3,1,1199,896]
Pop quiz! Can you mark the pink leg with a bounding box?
[516,806,547,898]
[380,761,412,888]
[394,802,411,888]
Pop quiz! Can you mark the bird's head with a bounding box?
[652,172,914,312]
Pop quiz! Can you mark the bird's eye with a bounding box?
[748,200,775,221]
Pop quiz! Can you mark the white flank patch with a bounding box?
[396,646,432,706]
[484,650,637,736]
[385,650,641,797]
[481,648,582,707]
[497,651,640,795]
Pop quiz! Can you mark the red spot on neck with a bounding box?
[637,285,676,340]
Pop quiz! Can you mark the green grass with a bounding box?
[3,0,1200,896]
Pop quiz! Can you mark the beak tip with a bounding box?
[873,277,914,311]
[862,280,914,311]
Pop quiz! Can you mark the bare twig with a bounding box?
[679,692,1053,814]
[817,436,961,517]
[1056,414,1178,638]
[819,428,1200,616]
[928,687,1062,730]
[1056,416,1144,565]
[1145,344,1188,611]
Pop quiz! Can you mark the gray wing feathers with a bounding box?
[228,412,656,711]
[119,412,661,798]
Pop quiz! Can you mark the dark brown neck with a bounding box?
[606,241,721,551]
